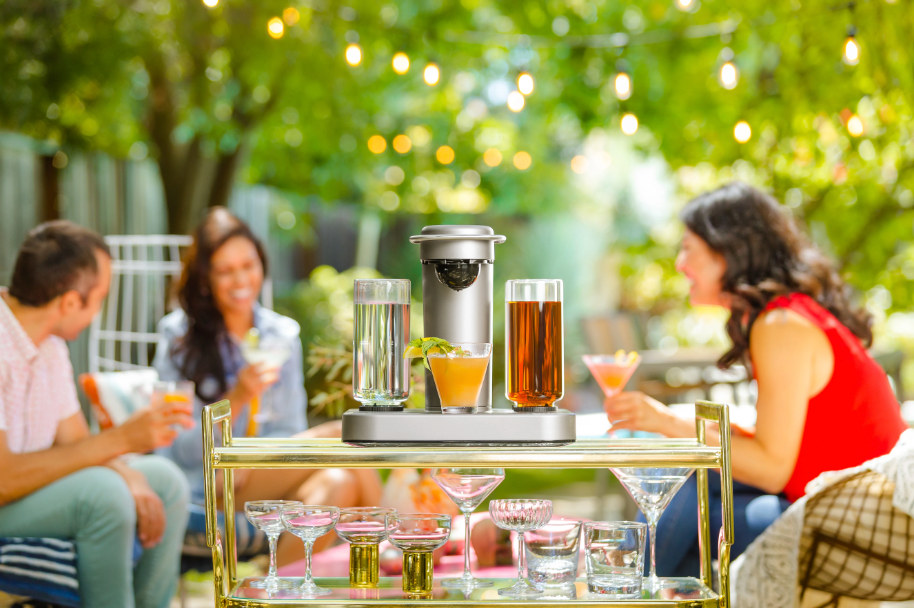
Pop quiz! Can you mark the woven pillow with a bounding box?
[78,370,159,429]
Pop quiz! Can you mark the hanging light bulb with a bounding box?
[734,121,752,143]
[621,113,638,135]
[507,91,525,112]
[423,63,440,85]
[345,44,362,66]
[843,27,860,65]
[392,52,410,74]
[614,72,632,100]
[719,61,739,89]
[267,17,285,39]
[518,72,534,95]
[202,0,218,7]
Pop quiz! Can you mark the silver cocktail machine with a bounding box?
[411,225,505,412]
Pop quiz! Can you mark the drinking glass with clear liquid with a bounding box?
[505,279,563,412]
[584,521,646,598]
[352,279,410,410]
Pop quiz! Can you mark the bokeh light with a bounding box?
[676,0,693,10]
[570,155,589,174]
[719,62,739,89]
[267,18,284,39]
[507,91,525,112]
[368,135,387,153]
[345,44,362,66]
[621,113,639,135]
[614,73,631,100]
[393,134,412,153]
[513,151,532,170]
[847,114,864,137]
[734,121,752,143]
[436,145,455,164]
[483,148,502,167]
[202,0,218,7]
[844,37,860,65]
[283,7,300,25]
[424,63,440,86]
[392,53,410,74]
[518,72,534,95]
[407,125,431,147]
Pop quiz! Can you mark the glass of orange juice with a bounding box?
[427,343,492,414]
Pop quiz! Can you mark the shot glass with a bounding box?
[388,514,452,595]
[584,521,646,598]
[336,507,398,588]
[525,518,582,588]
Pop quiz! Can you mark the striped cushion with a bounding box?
[183,504,267,558]
[0,537,80,608]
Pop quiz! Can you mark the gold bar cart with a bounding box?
[202,400,734,608]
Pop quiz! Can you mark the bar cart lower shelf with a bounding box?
[202,400,735,608]
[228,577,718,607]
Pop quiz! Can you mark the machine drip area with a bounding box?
[341,224,576,447]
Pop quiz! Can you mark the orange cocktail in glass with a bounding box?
[428,343,492,414]
[582,352,640,399]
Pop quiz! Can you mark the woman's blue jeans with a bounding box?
[638,472,791,577]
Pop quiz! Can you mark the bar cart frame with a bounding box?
[202,400,734,608]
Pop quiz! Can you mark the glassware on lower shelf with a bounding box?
[336,507,398,588]
[280,505,340,597]
[584,521,647,598]
[488,499,553,598]
[388,514,452,595]
[244,500,303,589]
[524,518,582,589]
[432,467,505,589]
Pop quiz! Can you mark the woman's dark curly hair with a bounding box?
[172,207,269,401]
[680,182,872,369]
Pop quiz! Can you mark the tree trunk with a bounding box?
[207,145,244,210]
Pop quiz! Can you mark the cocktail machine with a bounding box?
[341,225,575,446]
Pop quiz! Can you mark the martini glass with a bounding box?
[582,353,640,400]
[488,499,553,598]
[427,343,492,414]
[281,505,340,597]
[244,500,302,589]
[610,468,694,588]
[432,468,505,588]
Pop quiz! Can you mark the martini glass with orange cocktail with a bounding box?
[582,350,641,399]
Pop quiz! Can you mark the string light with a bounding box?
[393,134,412,153]
[423,63,440,85]
[513,151,532,170]
[719,61,739,89]
[483,148,502,167]
[734,121,752,143]
[507,91,525,112]
[202,0,218,7]
[267,17,285,39]
[847,114,864,137]
[621,113,639,135]
[518,72,534,95]
[614,73,632,100]
[676,0,693,10]
[436,145,455,164]
[367,135,387,154]
[843,28,860,65]
[570,155,589,174]
[392,53,410,74]
[345,44,362,66]
[283,7,300,25]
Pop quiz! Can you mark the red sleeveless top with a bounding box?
[763,293,907,502]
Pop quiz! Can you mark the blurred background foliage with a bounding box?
[4,0,914,401]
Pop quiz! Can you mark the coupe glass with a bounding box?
[432,468,505,588]
[427,343,492,414]
[336,507,397,588]
[610,468,694,587]
[244,500,302,589]
[280,505,340,597]
[388,513,452,594]
[488,499,553,597]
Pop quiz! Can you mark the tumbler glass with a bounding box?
[353,279,411,411]
[583,521,646,598]
[525,518,582,588]
[505,279,563,411]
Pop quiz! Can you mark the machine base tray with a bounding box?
[341,408,576,447]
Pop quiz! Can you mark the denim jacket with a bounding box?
[153,306,308,503]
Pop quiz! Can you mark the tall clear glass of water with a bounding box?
[353,279,411,410]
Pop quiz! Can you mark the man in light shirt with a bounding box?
[0,221,195,608]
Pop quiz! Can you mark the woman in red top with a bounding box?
[607,182,907,575]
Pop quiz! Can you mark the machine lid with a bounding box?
[409,225,506,244]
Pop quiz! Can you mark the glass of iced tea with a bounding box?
[505,279,563,412]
